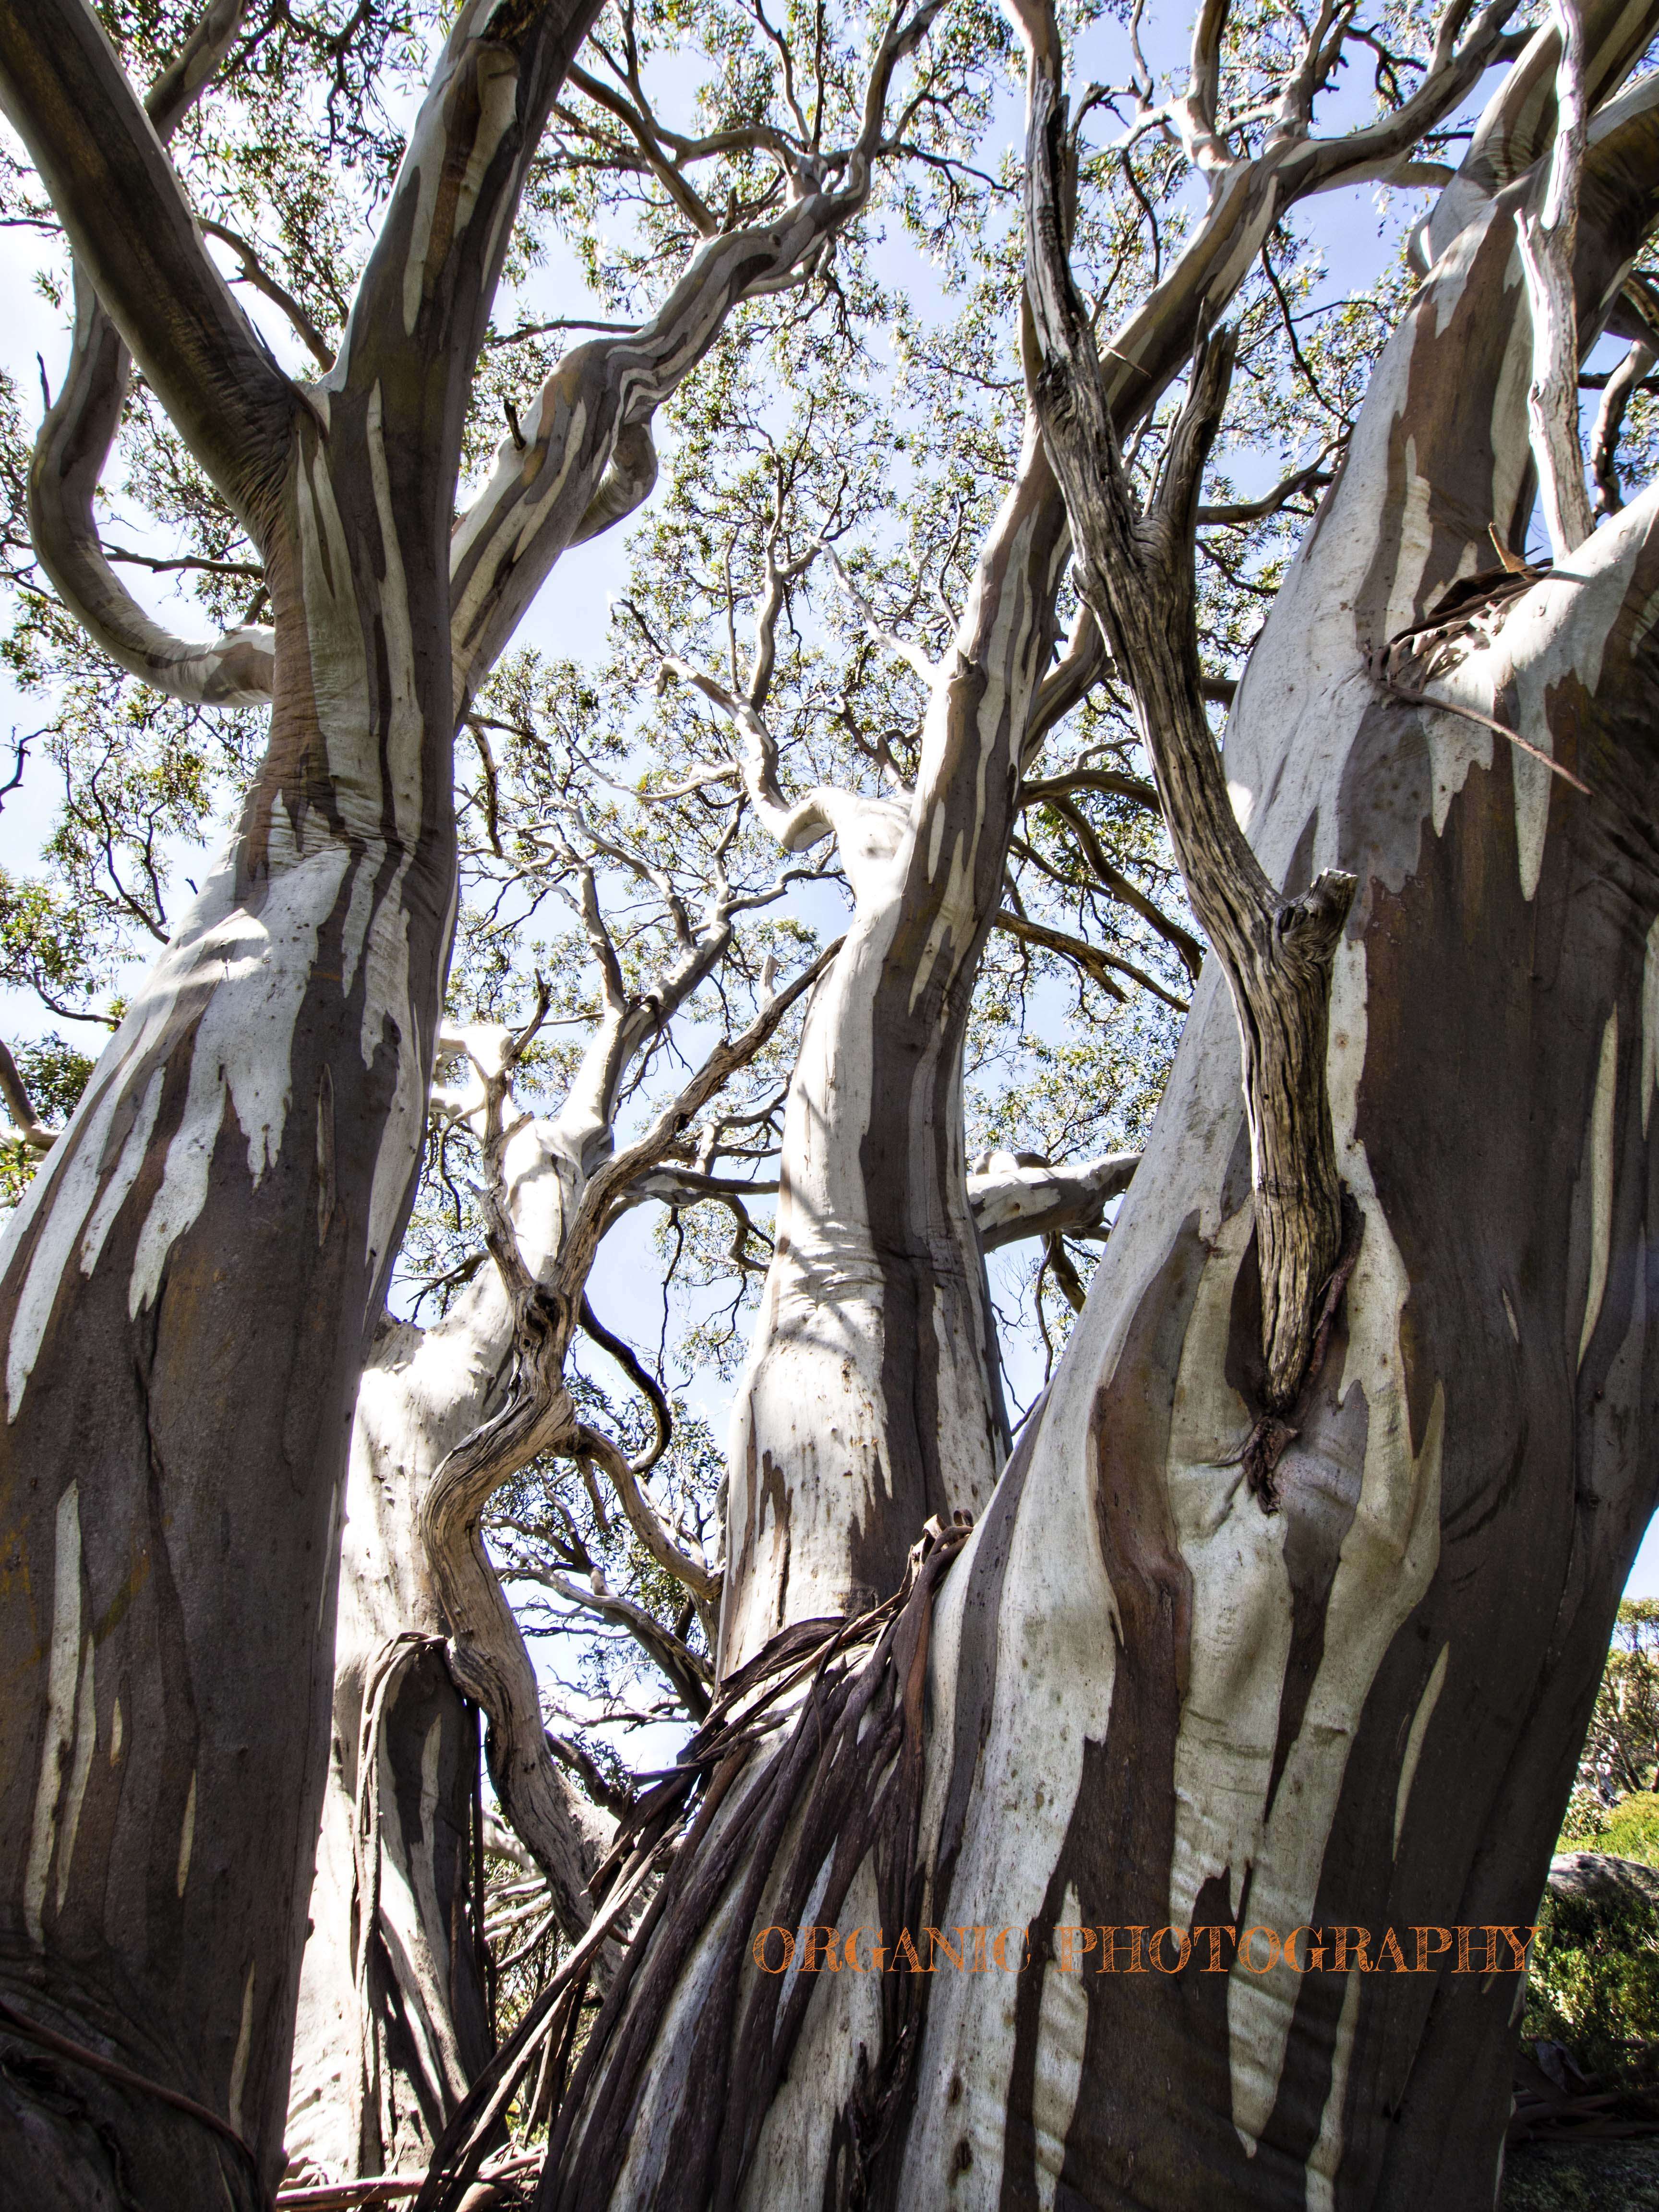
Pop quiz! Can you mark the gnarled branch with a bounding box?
[1516,0,1595,558]
[0,0,296,534]
[1012,0,1357,1417]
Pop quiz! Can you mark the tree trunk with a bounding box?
[286,1052,623,2181]
[0,404,461,2212]
[531,64,1659,2212]
[721,422,1069,1671]
[286,1625,490,2185]
[0,1,601,2196]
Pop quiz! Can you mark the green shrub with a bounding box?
[1524,1855,1659,2088]
[1593,1795,1659,1867]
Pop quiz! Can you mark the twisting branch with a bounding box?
[1516,0,1595,557]
[447,2,951,711]
[26,2,948,725]
[0,1039,57,1154]
[578,1297,671,1473]
[0,0,296,532]
[25,4,281,706]
[1591,337,1654,515]
[1011,0,1358,1436]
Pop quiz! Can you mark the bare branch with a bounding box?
[578,1297,671,1474]
[1020,765,1161,815]
[572,1424,719,1618]
[969,1146,1140,1249]
[993,906,1190,1011]
[0,1039,57,1154]
[199,217,335,369]
[24,12,280,704]
[1515,0,1595,558]
[816,535,938,686]
[1023,598,1106,759]
[1021,789,1206,977]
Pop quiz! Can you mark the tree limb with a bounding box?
[1591,337,1655,514]
[578,1297,671,1475]
[1516,0,1596,558]
[968,1146,1140,1250]
[992,906,1190,1011]
[0,0,296,535]
[199,217,335,369]
[0,1039,56,1154]
[1012,0,1357,1416]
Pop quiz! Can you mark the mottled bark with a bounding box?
[529,23,1659,2212]
[14,3,965,2163]
[0,0,603,2197]
[715,417,1068,1671]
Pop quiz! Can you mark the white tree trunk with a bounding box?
[721,424,1070,1672]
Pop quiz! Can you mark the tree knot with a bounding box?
[1273,868,1357,961]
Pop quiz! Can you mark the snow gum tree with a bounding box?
[8,0,1659,2205]
[0,2,612,2199]
[503,5,1659,2211]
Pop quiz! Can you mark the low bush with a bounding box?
[1524,1853,1659,2090]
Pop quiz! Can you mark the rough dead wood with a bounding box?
[1011,22,1358,1416]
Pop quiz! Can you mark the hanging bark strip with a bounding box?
[1010,2,1358,1429]
[402,1520,968,2212]
[534,1517,969,2212]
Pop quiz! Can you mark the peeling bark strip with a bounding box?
[0,0,605,2195]
[1011,24,1357,1422]
[515,1520,972,2212]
